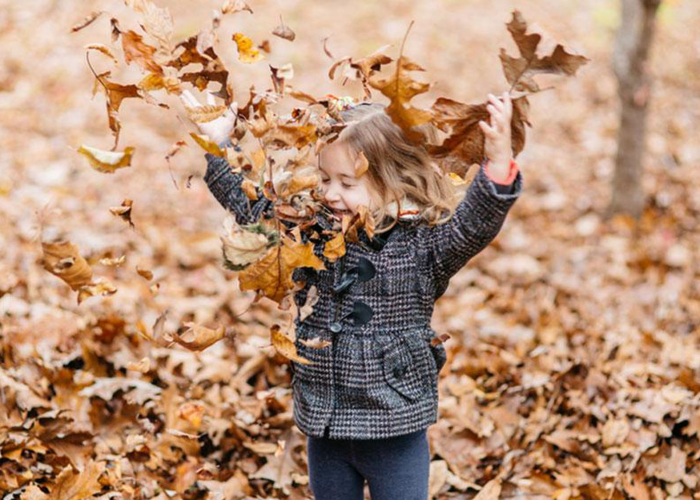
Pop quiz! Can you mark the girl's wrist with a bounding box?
[483,157,518,185]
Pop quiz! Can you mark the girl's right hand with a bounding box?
[179,89,238,146]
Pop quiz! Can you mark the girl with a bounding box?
[181,90,522,500]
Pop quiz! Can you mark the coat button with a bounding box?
[330,322,342,333]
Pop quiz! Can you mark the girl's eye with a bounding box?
[341,182,354,188]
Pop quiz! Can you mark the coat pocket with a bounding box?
[382,337,429,401]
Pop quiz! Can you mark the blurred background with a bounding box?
[1,0,699,498]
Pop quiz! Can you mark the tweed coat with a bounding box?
[204,152,522,439]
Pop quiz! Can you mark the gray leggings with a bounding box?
[306,428,430,500]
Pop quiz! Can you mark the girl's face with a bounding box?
[317,141,379,220]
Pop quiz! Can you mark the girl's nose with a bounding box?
[324,185,340,202]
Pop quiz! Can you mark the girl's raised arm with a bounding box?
[418,160,522,299]
[179,90,274,225]
[203,152,273,225]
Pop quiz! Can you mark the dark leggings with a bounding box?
[306,428,430,500]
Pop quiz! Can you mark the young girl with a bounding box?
[181,90,522,500]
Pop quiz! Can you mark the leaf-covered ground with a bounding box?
[1,0,699,498]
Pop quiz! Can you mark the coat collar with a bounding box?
[313,197,422,252]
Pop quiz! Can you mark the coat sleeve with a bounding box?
[419,160,523,298]
[203,152,274,225]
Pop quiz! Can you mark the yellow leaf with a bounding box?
[233,33,264,63]
[323,232,346,262]
[78,145,134,173]
[271,325,311,364]
[239,236,325,304]
[189,132,224,157]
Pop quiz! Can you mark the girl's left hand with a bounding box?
[479,91,513,178]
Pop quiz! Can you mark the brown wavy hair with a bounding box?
[335,102,460,234]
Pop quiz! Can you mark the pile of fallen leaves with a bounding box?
[2,0,699,498]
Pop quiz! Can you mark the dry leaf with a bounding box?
[272,18,295,42]
[323,232,346,262]
[222,0,253,15]
[109,199,134,228]
[77,278,117,304]
[71,11,104,32]
[299,337,331,349]
[42,240,93,291]
[500,10,589,93]
[78,145,134,173]
[221,216,274,270]
[238,236,325,304]
[85,43,118,65]
[173,322,226,351]
[136,266,153,280]
[270,325,311,365]
[370,54,433,144]
[233,33,264,63]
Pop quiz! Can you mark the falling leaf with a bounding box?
[100,255,126,267]
[71,11,104,33]
[109,199,134,228]
[270,63,294,96]
[431,332,451,346]
[136,266,153,280]
[183,103,228,124]
[299,337,331,349]
[222,0,253,15]
[173,322,226,351]
[233,33,264,63]
[85,43,118,65]
[42,240,93,291]
[77,278,117,304]
[78,145,134,173]
[221,216,276,270]
[322,36,334,59]
[323,232,346,262]
[329,45,393,97]
[370,53,433,144]
[298,285,319,321]
[270,325,311,365]
[239,236,325,304]
[500,10,589,93]
[272,17,295,42]
[165,140,187,161]
[190,132,225,157]
[429,95,529,170]
[121,30,163,74]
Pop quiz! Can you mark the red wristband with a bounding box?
[483,158,519,185]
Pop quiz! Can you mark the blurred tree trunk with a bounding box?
[609,0,662,217]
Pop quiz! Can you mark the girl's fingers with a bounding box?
[479,120,497,138]
[488,93,505,112]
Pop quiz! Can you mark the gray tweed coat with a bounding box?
[204,152,522,440]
